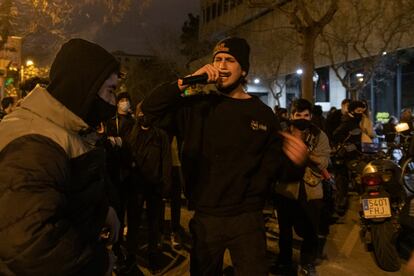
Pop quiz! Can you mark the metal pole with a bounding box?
[397,63,402,118]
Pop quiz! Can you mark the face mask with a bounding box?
[291,119,311,131]
[137,115,150,128]
[85,96,116,128]
[118,101,130,113]
[351,113,363,121]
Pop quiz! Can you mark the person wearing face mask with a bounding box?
[331,100,366,216]
[0,39,121,275]
[332,100,366,146]
[273,99,331,276]
[103,92,144,275]
[141,37,308,275]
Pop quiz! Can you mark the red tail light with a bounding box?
[362,175,382,186]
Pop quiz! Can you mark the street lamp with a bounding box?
[26,60,34,67]
[21,59,36,82]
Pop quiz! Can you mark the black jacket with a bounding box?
[0,39,119,275]
[142,83,303,216]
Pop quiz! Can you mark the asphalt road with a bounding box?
[130,195,411,276]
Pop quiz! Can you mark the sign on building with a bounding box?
[0,36,22,68]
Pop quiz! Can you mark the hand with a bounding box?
[279,131,308,166]
[178,64,220,91]
[107,136,122,147]
[96,122,105,134]
[104,206,120,245]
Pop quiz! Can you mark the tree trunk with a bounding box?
[349,88,358,100]
[301,30,317,102]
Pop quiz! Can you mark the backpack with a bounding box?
[128,124,171,188]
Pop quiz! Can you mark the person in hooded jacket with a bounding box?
[0,38,121,276]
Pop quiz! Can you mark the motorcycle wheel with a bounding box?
[370,221,401,272]
[401,157,414,194]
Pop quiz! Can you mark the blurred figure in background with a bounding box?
[382,116,398,143]
[0,97,15,120]
[400,108,414,138]
[128,106,171,274]
[326,99,350,144]
[104,92,144,275]
[311,104,326,132]
[360,100,375,143]
[20,76,50,97]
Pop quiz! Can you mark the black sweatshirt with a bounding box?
[142,83,304,216]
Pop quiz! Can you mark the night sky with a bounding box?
[95,0,199,55]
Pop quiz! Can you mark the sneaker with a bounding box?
[170,232,182,250]
[299,264,317,276]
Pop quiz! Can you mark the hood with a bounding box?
[47,38,120,123]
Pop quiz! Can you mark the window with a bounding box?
[314,67,330,102]
[223,0,230,13]
[206,6,211,22]
[212,3,217,19]
[217,0,223,16]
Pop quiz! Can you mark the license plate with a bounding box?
[362,197,391,219]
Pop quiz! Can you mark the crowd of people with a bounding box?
[0,36,413,276]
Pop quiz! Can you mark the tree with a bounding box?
[0,0,12,46]
[0,0,151,62]
[180,13,212,68]
[251,28,294,106]
[321,0,414,100]
[123,57,178,105]
[248,0,338,102]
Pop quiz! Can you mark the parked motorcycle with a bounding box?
[359,151,405,272]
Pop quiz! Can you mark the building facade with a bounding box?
[196,0,414,121]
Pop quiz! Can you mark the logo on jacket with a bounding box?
[250,120,268,131]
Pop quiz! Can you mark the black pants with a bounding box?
[135,181,164,253]
[112,172,141,256]
[114,172,142,254]
[189,211,268,276]
[333,163,349,213]
[274,194,321,266]
[161,166,183,233]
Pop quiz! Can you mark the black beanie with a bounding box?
[116,91,131,103]
[212,37,250,74]
[348,100,366,113]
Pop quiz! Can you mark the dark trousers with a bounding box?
[135,182,164,253]
[112,172,141,256]
[189,211,268,276]
[334,164,349,213]
[170,166,183,232]
[274,194,321,266]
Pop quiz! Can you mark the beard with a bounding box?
[216,76,243,94]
